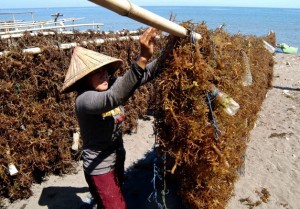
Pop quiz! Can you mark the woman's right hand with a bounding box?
[136,27,157,69]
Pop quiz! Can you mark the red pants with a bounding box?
[84,170,126,209]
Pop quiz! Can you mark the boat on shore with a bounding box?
[276,43,298,54]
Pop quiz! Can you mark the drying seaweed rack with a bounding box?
[0,11,103,36]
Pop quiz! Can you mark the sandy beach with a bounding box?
[227,53,300,209]
[3,53,300,209]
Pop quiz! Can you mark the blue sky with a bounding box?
[1,0,300,9]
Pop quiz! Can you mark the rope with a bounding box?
[147,144,169,209]
[147,157,163,209]
[147,90,168,209]
[187,28,197,65]
[206,92,221,142]
[187,27,221,141]
[124,0,134,17]
[161,153,169,209]
[189,30,197,45]
[147,40,174,208]
[188,27,220,142]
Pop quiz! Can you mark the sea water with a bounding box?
[0,6,299,50]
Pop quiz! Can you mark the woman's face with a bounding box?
[88,68,109,91]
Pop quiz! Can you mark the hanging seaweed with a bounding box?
[153,22,274,209]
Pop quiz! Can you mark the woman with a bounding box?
[61,28,159,209]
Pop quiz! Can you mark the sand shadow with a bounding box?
[273,85,300,92]
[38,150,183,209]
[123,149,184,209]
[38,186,89,209]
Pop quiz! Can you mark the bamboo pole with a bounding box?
[1,31,74,39]
[88,0,202,40]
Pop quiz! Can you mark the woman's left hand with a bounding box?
[137,27,157,69]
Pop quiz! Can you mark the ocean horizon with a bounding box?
[1,6,299,51]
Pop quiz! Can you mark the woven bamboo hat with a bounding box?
[61,46,123,93]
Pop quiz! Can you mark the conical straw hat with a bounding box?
[61,46,123,93]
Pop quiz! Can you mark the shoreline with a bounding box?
[1,7,300,50]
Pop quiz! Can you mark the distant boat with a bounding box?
[277,43,298,54]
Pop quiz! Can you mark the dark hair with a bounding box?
[74,76,92,93]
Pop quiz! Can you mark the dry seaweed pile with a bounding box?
[154,23,274,208]
[0,30,162,202]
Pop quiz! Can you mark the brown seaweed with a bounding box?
[153,23,273,209]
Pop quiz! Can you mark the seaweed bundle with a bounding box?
[153,22,274,208]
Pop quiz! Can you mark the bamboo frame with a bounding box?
[0,23,103,35]
[0,18,84,28]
